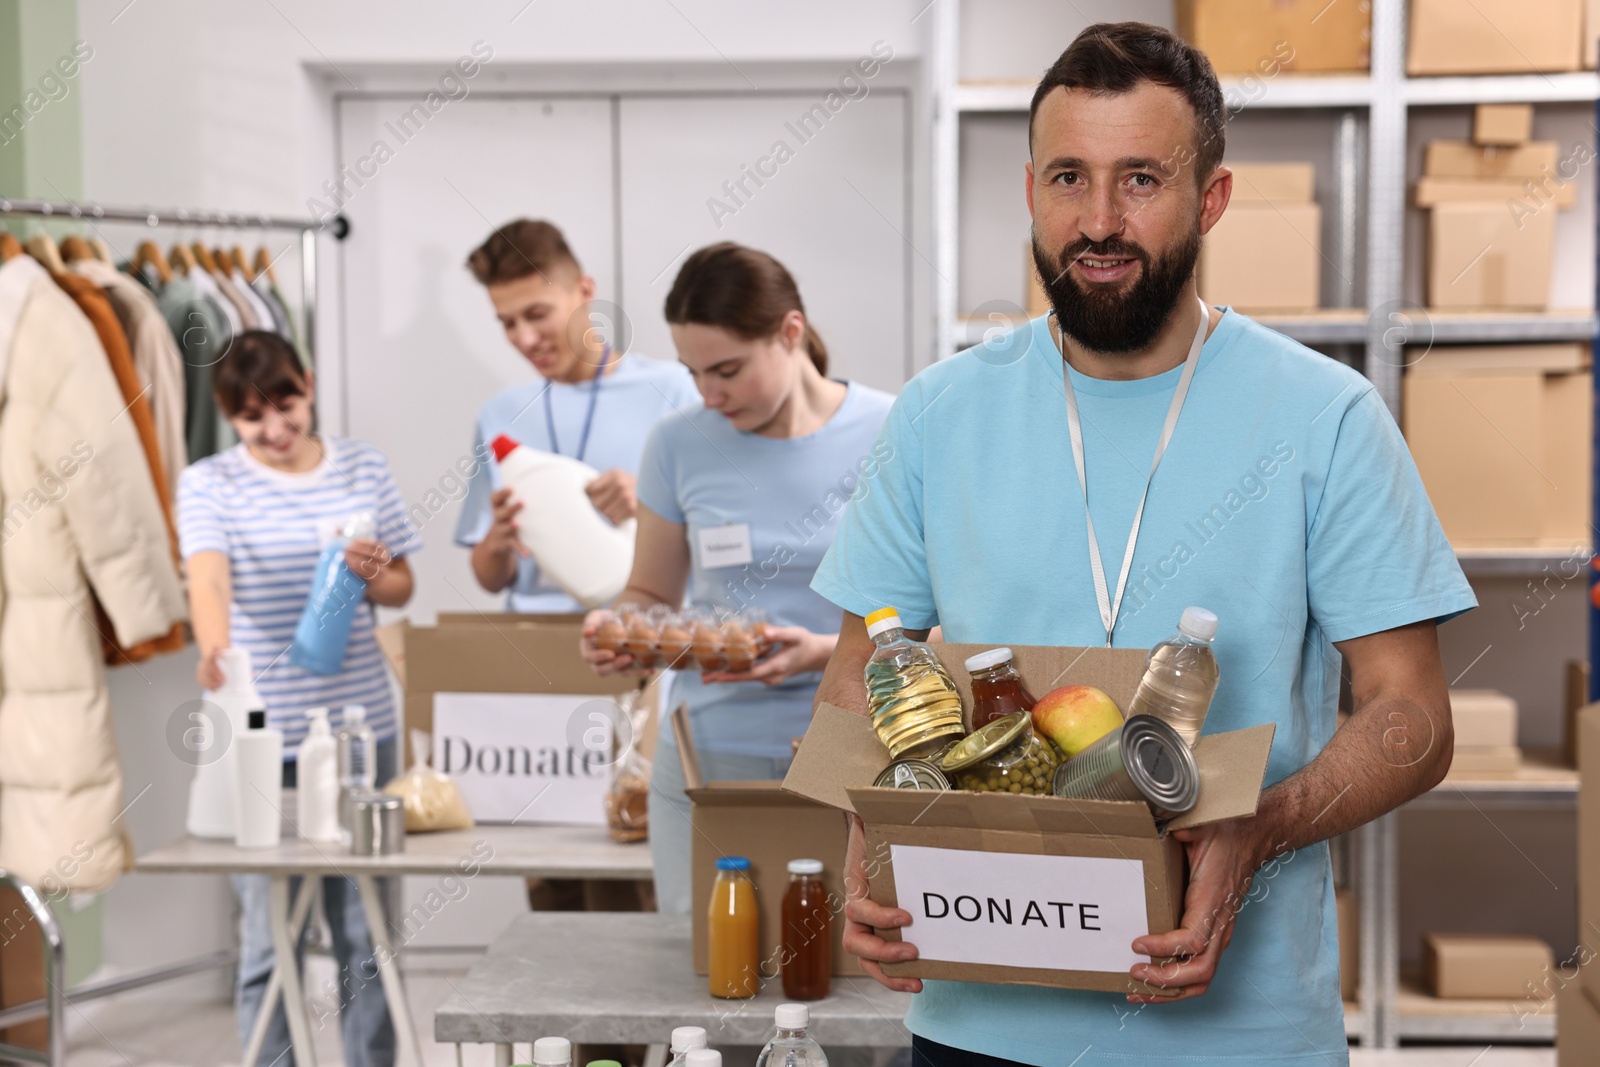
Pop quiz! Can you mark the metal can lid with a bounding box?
[873,758,950,790]
[938,711,1030,772]
[1121,715,1199,814]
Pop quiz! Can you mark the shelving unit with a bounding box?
[929,0,1596,1051]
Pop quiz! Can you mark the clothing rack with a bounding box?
[0,197,349,373]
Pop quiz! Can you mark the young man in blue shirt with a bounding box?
[811,22,1475,1066]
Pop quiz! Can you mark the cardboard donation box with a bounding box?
[1403,345,1592,548]
[676,709,859,979]
[392,614,639,826]
[1175,0,1370,74]
[1424,933,1554,998]
[1408,0,1582,75]
[783,644,1275,994]
[1200,163,1321,312]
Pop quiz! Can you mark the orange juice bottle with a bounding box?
[708,856,760,998]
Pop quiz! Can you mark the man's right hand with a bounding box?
[842,815,923,993]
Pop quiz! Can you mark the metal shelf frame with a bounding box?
[929,0,1597,1051]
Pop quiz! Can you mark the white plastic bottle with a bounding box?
[686,1051,722,1067]
[669,1026,708,1067]
[336,704,377,845]
[755,1004,827,1067]
[1125,606,1222,748]
[532,1036,572,1067]
[235,709,284,848]
[296,707,340,842]
[186,647,263,839]
[490,434,635,607]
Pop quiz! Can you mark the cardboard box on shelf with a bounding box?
[1427,201,1556,310]
[1200,202,1321,311]
[1408,0,1582,75]
[1447,746,1523,774]
[1579,705,1600,1005]
[1414,176,1577,210]
[1589,0,1600,68]
[1425,140,1561,180]
[1412,343,1590,375]
[1424,933,1554,998]
[1175,0,1370,74]
[1336,887,1359,1003]
[1474,104,1535,146]
[783,644,1275,994]
[1448,689,1518,749]
[1403,353,1592,547]
[1227,162,1316,203]
[1559,978,1600,1065]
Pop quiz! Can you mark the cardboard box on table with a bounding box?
[1408,0,1582,75]
[675,708,859,980]
[382,614,648,826]
[1175,0,1370,74]
[782,644,1275,995]
[1424,933,1554,998]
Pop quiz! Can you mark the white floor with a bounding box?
[57,956,1561,1067]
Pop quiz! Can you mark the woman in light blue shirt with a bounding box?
[581,243,893,913]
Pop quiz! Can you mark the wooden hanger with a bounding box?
[25,233,66,274]
[210,246,233,277]
[134,240,173,284]
[190,242,219,276]
[253,246,278,286]
[60,235,95,263]
[230,245,256,283]
[0,232,21,262]
[169,243,198,276]
[90,235,113,264]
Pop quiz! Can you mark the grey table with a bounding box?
[139,825,652,1067]
[435,913,913,1065]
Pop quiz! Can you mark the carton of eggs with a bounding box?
[592,604,773,673]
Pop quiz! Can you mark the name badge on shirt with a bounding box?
[697,523,754,570]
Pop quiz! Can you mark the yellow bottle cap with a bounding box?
[865,607,900,627]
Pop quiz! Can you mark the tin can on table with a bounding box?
[1051,714,1198,818]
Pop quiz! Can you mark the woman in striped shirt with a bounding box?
[178,331,419,1067]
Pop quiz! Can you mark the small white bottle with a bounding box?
[669,1027,708,1067]
[235,708,284,849]
[296,707,340,842]
[686,1051,722,1067]
[755,1004,827,1067]
[532,1036,572,1067]
[186,646,264,839]
[336,704,377,844]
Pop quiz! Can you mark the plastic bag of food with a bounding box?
[383,730,474,832]
[605,690,653,843]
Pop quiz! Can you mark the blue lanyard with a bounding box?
[544,344,612,464]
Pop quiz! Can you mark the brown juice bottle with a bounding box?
[965,648,1037,729]
[780,858,831,1000]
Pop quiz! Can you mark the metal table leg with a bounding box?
[356,874,423,1067]
[244,878,319,1067]
[269,875,318,1066]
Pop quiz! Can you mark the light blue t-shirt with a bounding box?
[638,381,895,759]
[811,310,1476,1065]
[454,353,702,612]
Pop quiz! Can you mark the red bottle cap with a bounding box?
[490,434,520,462]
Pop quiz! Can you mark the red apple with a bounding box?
[1032,685,1124,758]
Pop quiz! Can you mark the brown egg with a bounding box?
[594,618,627,653]
[751,621,776,657]
[690,622,724,672]
[722,634,756,673]
[658,625,692,668]
[624,617,660,669]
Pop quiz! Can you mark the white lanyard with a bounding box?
[1051,299,1210,647]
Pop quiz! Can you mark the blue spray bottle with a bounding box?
[290,512,376,676]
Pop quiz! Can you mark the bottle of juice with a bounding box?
[780,859,831,1000]
[863,607,966,759]
[708,856,760,998]
[1126,606,1221,748]
[964,648,1037,729]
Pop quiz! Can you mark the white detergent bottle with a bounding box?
[297,707,340,842]
[235,709,284,849]
[186,647,261,839]
[490,434,635,607]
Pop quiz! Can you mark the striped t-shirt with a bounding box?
[177,437,420,749]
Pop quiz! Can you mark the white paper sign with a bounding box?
[889,844,1149,974]
[432,692,612,826]
[696,523,754,569]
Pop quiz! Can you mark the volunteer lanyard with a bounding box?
[544,344,612,464]
[1051,299,1209,648]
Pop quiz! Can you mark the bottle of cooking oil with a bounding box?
[863,607,966,759]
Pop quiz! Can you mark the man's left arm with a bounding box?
[1129,619,1453,1001]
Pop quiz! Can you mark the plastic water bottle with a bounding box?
[337,704,377,843]
[668,1027,708,1067]
[296,707,340,842]
[531,1036,572,1067]
[686,1051,722,1067]
[1126,607,1221,748]
[290,512,376,676]
[755,1004,828,1067]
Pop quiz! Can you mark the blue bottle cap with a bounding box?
[715,856,751,871]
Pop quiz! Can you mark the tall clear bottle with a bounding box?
[1125,607,1221,748]
[337,704,377,843]
[862,607,966,759]
[754,1004,828,1067]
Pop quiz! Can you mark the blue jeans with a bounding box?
[234,737,398,1067]
[648,734,790,916]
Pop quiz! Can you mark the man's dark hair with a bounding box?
[465,218,581,286]
[1029,22,1226,183]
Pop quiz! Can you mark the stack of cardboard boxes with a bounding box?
[1199,162,1322,312]
[1563,705,1600,1060]
[1446,689,1522,774]
[1419,105,1571,311]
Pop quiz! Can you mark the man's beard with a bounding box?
[1032,227,1201,354]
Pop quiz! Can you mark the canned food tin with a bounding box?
[349,792,407,856]
[1052,714,1198,817]
[873,758,950,791]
